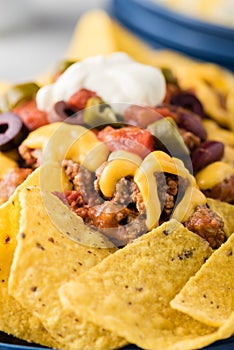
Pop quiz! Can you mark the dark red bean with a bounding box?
[170,91,205,118]
[191,140,224,173]
[48,101,78,123]
[0,112,28,151]
[177,111,207,141]
[123,105,163,128]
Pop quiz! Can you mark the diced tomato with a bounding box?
[67,88,99,110]
[97,126,154,158]
[153,106,178,121]
[13,100,48,131]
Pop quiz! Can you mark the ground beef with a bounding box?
[130,182,145,212]
[94,161,108,195]
[63,159,103,206]
[111,177,133,205]
[64,190,89,219]
[86,203,147,246]
[203,174,234,204]
[62,160,227,248]
[113,177,145,212]
[86,202,132,228]
[179,128,201,151]
[95,164,145,211]
[62,160,147,245]
[96,215,147,246]
[184,205,226,249]
[88,174,147,245]
[62,159,79,181]
[155,173,187,222]
[18,144,42,168]
[62,160,190,245]
[0,167,32,203]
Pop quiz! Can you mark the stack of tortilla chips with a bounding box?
[0,182,233,349]
[0,9,234,350]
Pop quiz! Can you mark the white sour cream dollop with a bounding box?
[36,52,166,113]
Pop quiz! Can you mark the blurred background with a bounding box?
[1,0,233,82]
[0,0,109,81]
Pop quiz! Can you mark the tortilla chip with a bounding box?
[218,311,234,339]
[223,145,234,166]
[171,234,234,328]
[0,169,59,347]
[66,10,117,60]
[164,311,234,350]
[59,219,229,350]
[207,198,234,238]
[42,190,114,248]
[8,187,127,350]
[173,63,234,129]
[203,120,234,147]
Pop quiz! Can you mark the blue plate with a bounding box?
[110,0,234,71]
[0,332,234,350]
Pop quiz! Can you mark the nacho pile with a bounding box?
[0,8,234,350]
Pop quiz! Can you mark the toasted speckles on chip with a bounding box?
[171,234,234,328]
[8,187,126,350]
[59,220,221,350]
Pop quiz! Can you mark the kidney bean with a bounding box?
[170,91,205,118]
[191,140,224,173]
[177,111,207,141]
[123,105,163,128]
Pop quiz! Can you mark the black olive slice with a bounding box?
[0,113,28,151]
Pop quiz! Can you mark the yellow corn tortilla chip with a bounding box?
[203,119,234,147]
[207,198,234,238]
[66,10,117,60]
[223,145,234,166]
[168,311,234,350]
[171,234,234,328]
[0,169,59,348]
[65,10,195,68]
[171,63,234,129]
[59,219,229,350]
[8,186,127,350]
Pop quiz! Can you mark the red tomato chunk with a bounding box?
[97,126,154,158]
[13,100,48,131]
[67,88,98,110]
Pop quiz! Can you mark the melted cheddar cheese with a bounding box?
[135,151,206,229]
[196,162,234,190]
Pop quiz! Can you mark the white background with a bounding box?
[0,0,109,82]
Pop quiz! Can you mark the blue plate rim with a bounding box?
[128,0,234,38]
[112,9,233,63]
[112,5,234,64]
[1,334,234,350]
